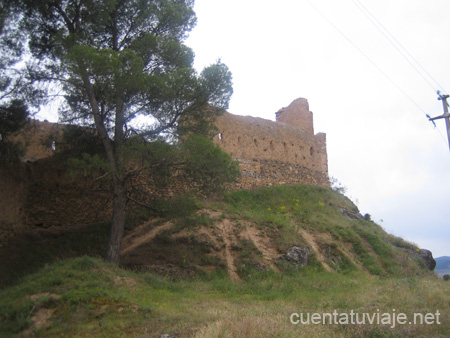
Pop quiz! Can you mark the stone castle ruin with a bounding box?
[0,97,328,235]
[214,98,329,189]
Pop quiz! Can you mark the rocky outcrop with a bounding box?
[410,249,436,270]
[279,246,311,269]
[338,207,363,220]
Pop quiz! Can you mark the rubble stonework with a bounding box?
[214,98,329,189]
[0,98,329,241]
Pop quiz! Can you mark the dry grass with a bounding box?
[2,185,448,337]
[1,257,449,337]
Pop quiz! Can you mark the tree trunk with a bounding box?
[105,180,127,264]
[80,73,128,264]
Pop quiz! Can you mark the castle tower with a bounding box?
[214,97,329,189]
[275,98,314,135]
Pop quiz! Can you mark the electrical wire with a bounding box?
[351,0,449,145]
[304,0,449,146]
[351,0,448,96]
[304,0,427,114]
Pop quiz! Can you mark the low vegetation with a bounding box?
[1,256,448,337]
[1,184,448,337]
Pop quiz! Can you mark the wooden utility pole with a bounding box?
[429,91,450,152]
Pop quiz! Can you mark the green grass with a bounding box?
[0,184,444,336]
[1,184,429,287]
[223,185,425,277]
[0,221,111,288]
[1,257,448,337]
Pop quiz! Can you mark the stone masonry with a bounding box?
[214,98,329,189]
[0,98,329,233]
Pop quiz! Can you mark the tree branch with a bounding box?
[95,171,111,181]
[53,2,76,33]
[126,194,167,213]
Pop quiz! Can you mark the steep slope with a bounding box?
[0,184,434,288]
[1,185,444,337]
[119,185,432,279]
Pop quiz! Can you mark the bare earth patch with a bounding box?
[241,225,280,271]
[121,220,174,255]
[299,229,334,272]
[22,307,56,336]
[119,210,286,280]
[215,218,240,281]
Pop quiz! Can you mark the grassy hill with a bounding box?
[1,184,448,337]
[118,184,431,279]
[1,256,448,337]
[1,185,430,286]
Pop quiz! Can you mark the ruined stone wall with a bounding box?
[7,119,67,161]
[0,98,329,246]
[214,98,329,189]
[0,98,328,230]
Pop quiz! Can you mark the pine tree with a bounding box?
[19,0,233,263]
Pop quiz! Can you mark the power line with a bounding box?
[304,0,449,147]
[350,0,450,146]
[304,0,428,115]
[351,0,448,95]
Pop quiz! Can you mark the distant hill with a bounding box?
[435,256,450,276]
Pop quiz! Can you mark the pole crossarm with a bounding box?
[429,113,450,121]
[431,91,450,152]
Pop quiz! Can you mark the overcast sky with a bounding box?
[185,0,450,258]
